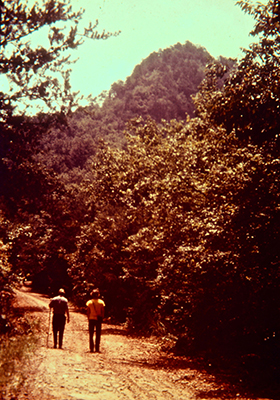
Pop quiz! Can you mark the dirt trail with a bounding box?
[14,287,253,400]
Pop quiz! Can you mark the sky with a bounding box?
[1,0,258,111]
[67,0,257,100]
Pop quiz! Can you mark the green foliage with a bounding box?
[35,41,216,184]
[69,115,279,349]
[194,0,280,143]
[0,0,118,229]
[1,0,119,117]
[61,2,280,367]
[0,0,118,308]
[0,230,17,334]
[35,105,119,183]
[0,314,39,399]
[0,1,279,387]
[105,41,213,122]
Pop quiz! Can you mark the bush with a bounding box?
[0,314,39,399]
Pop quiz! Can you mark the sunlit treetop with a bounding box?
[0,0,120,119]
[193,0,280,144]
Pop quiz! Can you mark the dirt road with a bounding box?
[14,287,253,400]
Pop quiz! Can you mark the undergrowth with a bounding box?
[0,315,40,400]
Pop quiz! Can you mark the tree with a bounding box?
[189,2,280,362]
[34,41,215,185]
[0,0,119,225]
[0,0,119,220]
[67,116,261,332]
[0,0,119,118]
[194,0,280,144]
[0,0,119,319]
[67,112,279,393]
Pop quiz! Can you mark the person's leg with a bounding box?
[59,315,66,349]
[89,320,95,352]
[95,319,102,352]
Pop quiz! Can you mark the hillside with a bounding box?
[100,41,213,123]
[36,41,223,182]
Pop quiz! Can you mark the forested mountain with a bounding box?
[37,41,227,182]
[102,41,213,122]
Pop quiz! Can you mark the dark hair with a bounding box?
[91,289,100,298]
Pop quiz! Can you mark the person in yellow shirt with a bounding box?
[86,289,105,353]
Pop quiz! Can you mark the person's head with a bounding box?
[58,288,65,296]
[91,289,100,299]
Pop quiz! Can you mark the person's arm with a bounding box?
[101,303,105,319]
[87,305,91,320]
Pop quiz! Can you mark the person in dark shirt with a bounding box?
[49,288,70,349]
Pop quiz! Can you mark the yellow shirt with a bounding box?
[86,299,105,320]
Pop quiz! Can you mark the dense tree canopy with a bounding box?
[35,41,220,183]
[0,0,117,325]
[194,0,280,144]
[69,116,279,350]
[0,0,118,222]
[65,2,280,383]
[104,41,213,122]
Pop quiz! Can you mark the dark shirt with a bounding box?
[49,295,69,315]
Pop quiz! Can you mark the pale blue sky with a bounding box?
[1,0,258,112]
[69,0,257,100]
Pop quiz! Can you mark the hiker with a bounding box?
[49,288,70,349]
[86,289,105,353]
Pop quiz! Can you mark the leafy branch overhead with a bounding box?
[0,0,120,117]
[194,0,280,143]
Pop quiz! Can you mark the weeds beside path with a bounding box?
[12,287,264,400]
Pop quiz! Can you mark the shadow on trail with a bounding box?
[102,326,128,336]
[183,355,280,400]
[107,346,280,400]
[101,320,280,400]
